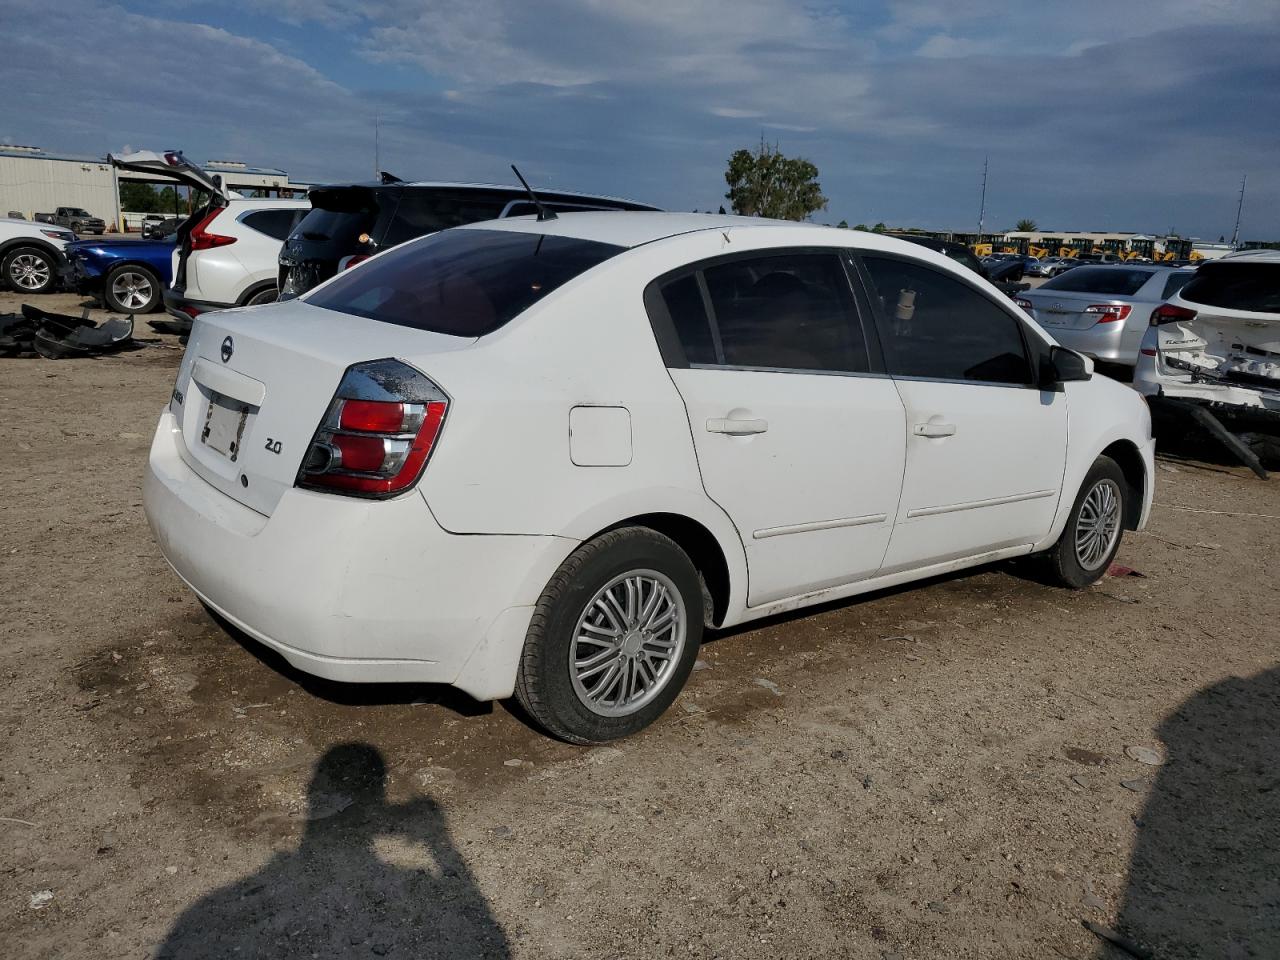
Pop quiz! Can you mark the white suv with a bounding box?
[164,198,309,323]
[0,216,74,295]
[108,151,308,327]
[144,212,1155,743]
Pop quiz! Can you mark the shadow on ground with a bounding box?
[1109,666,1280,958]
[154,743,510,959]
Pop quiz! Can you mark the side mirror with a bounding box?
[1041,345,1092,388]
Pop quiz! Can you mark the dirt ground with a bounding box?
[2,290,1277,960]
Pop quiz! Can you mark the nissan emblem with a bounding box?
[221,336,233,363]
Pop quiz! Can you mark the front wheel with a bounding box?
[2,246,58,294]
[103,264,161,313]
[514,527,703,744]
[1040,455,1127,588]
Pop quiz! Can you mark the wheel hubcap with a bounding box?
[112,272,152,310]
[1075,478,1122,571]
[10,254,50,290]
[570,570,687,717]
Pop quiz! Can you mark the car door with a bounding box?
[646,249,907,607]
[855,253,1067,573]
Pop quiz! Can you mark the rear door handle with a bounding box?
[707,417,768,436]
[913,421,956,438]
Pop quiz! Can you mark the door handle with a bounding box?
[913,421,956,438]
[707,417,768,436]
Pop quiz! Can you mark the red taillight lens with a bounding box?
[1150,303,1197,327]
[340,400,405,433]
[297,360,448,499]
[1013,297,1033,311]
[1083,304,1132,323]
[188,208,236,251]
[339,254,371,271]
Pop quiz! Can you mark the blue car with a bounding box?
[62,236,175,314]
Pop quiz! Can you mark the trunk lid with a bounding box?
[109,150,230,201]
[1024,288,1138,330]
[171,299,475,516]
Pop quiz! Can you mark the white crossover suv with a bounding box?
[144,212,1155,743]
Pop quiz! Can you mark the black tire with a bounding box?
[2,245,58,295]
[514,527,704,744]
[1040,455,1127,588]
[241,285,279,306]
[103,264,162,314]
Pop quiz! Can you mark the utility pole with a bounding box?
[976,155,988,243]
[374,110,380,178]
[1230,173,1246,247]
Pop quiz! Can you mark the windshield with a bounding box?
[68,208,91,217]
[1040,267,1153,296]
[307,228,625,337]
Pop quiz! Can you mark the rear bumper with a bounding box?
[1042,322,1136,365]
[144,410,574,699]
[162,287,231,325]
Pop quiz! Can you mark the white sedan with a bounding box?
[144,211,1155,743]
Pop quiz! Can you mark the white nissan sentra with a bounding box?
[145,212,1154,743]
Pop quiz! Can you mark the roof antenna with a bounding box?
[511,164,557,221]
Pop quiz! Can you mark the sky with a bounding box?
[4,0,1279,239]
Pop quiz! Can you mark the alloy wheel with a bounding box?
[569,569,687,717]
[111,271,153,311]
[1075,478,1122,571]
[10,253,50,291]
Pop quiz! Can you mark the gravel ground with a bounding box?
[2,290,1277,959]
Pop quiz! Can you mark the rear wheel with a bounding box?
[103,264,160,313]
[1041,456,1127,588]
[2,246,57,294]
[515,527,703,744]
[243,286,278,306]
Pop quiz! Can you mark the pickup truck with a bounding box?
[34,207,107,235]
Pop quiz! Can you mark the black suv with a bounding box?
[278,180,659,298]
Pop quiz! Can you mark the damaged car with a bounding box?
[1135,251,1280,412]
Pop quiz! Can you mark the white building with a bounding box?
[0,145,310,230]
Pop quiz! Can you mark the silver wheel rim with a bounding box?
[1075,478,1122,571]
[569,569,687,717]
[10,253,50,290]
[111,271,153,310]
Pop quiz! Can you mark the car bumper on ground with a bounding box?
[143,409,575,700]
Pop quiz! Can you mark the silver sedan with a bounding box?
[1016,265,1196,365]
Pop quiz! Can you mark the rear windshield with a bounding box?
[306,228,625,336]
[1040,267,1153,296]
[1178,262,1280,313]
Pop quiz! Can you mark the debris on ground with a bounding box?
[1082,920,1154,959]
[28,890,54,910]
[1107,564,1147,578]
[1124,746,1163,766]
[1,304,134,359]
[753,678,783,696]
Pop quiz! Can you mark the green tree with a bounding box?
[836,219,848,229]
[853,223,868,232]
[119,180,160,213]
[724,140,827,220]
[1015,218,1038,232]
[871,222,887,233]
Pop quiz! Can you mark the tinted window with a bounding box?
[660,274,717,365]
[861,256,1032,384]
[307,228,623,337]
[1040,266,1154,295]
[293,205,376,248]
[1178,262,1280,313]
[382,191,509,246]
[700,253,868,373]
[242,209,301,241]
[1160,271,1194,300]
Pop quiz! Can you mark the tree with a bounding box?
[836,219,848,229]
[119,180,161,213]
[724,140,827,221]
[853,223,868,232]
[1015,218,1038,232]
[871,222,887,233]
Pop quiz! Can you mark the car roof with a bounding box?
[316,180,657,210]
[457,210,935,253]
[1217,249,1280,264]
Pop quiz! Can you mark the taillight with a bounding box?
[338,254,371,271]
[1083,304,1132,323]
[1013,297,1033,312]
[297,358,448,499]
[1150,303,1197,327]
[188,208,236,251]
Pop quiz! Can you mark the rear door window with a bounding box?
[860,256,1033,385]
[241,208,302,241]
[1160,271,1194,300]
[1040,267,1154,295]
[1178,262,1280,313]
[306,228,623,336]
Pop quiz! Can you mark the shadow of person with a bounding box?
[155,743,510,959]
[1111,666,1280,958]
